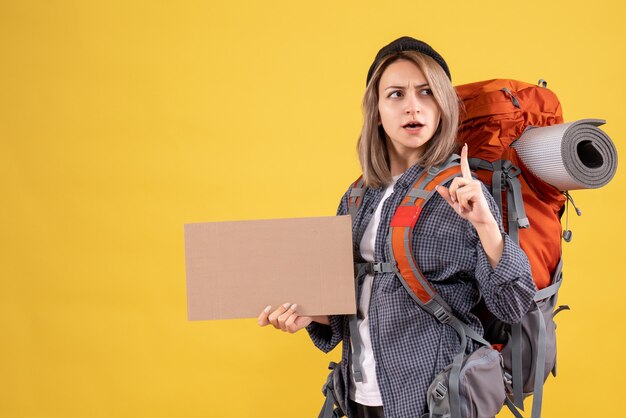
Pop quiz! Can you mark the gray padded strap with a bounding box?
[468,157,494,171]
[349,261,396,384]
[492,160,503,215]
[318,388,336,418]
[504,396,525,418]
[506,174,530,229]
[348,263,370,383]
[507,186,520,244]
[319,362,341,418]
[402,170,463,209]
[531,305,548,418]
[511,322,524,408]
[431,153,461,175]
[447,318,468,418]
[416,154,461,196]
[348,179,366,221]
[347,204,358,221]
[534,280,562,301]
[496,160,528,244]
[404,157,461,205]
[349,188,365,197]
[466,157,504,216]
[460,322,491,347]
[346,178,367,385]
[348,315,364,383]
[407,188,434,199]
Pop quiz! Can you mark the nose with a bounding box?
[404,93,421,115]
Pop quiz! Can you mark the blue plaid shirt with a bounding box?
[307,162,535,418]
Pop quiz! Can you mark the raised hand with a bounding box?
[436,144,504,267]
[436,144,496,228]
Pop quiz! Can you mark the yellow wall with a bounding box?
[1,1,624,417]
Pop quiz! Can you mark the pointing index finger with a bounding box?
[461,143,472,180]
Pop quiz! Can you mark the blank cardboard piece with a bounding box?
[184,215,356,320]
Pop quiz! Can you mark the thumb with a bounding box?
[436,185,455,208]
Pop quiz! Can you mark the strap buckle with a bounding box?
[502,160,521,178]
[364,262,396,274]
[432,305,452,324]
[433,382,448,400]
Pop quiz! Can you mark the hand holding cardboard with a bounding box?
[184,215,356,320]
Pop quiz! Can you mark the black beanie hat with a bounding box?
[366,36,451,85]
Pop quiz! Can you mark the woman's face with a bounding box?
[377,59,441,160]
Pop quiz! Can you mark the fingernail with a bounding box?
[291,303,298,311]
[264,305,272,313]
[283,302,291,309]
[435,185,439,191]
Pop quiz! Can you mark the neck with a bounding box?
[386,142,423,176]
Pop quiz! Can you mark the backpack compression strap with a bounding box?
[468,158,530,243]
[387,157,490,418]
[348,176,366,220]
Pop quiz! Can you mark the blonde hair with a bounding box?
[357,51,460,188]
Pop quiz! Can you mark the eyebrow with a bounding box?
[384,83,430,91]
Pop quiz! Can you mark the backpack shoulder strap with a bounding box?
[347,175,366,220]
[387,155,491,418]
[345,175,369,383]
[388,156,463,313]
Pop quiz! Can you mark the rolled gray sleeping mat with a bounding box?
[511,119,618,191]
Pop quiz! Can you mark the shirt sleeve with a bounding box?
[305,188,350,352]
[305,315,346,353]
[469,184,537,324]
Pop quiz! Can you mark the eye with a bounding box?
[388,90,403,98]
[419,88,433,96]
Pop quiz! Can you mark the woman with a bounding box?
[258,37,535,418]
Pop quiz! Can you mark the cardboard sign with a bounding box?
[184,215,356,320]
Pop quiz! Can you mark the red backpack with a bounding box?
[456,79,570,417]
[457,79,566,289]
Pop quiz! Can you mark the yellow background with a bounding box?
[1,1,624,417]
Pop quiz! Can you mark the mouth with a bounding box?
[403,121,424,129]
